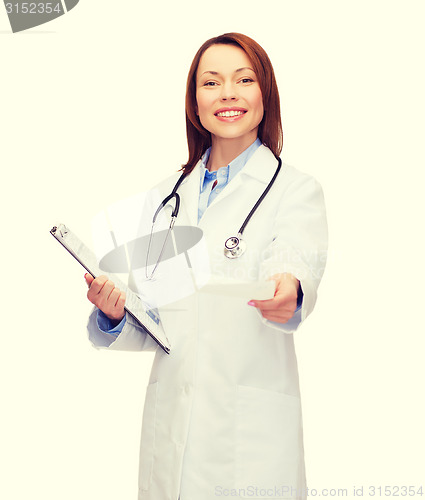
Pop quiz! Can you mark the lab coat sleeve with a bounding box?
[87,184,171,352]
[87,305,159,352]
[97,309,126,337]
[258,171,328,333]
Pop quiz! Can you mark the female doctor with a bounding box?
[85,33,327,500]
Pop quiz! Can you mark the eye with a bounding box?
[203,81,218,87]
[240,78,254,84]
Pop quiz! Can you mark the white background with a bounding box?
[1,1,424,499]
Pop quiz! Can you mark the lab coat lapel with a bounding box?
[178,160,202,227]
[204,145,279,213]
[176,145,279,227]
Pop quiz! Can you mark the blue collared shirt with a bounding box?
[97,138,302,336]
[198,137,262,222]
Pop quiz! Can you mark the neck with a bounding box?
[206,134,258,172]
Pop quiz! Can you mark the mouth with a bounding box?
[214,108,247,121]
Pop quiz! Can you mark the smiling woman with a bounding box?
[85,32,328,500]
[195,44,264,164]
[184,33,283,175]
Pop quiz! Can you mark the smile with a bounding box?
[215,110,246,117]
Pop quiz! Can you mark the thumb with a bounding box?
[84,273,94,287]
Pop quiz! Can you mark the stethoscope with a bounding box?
[145,156,282,279]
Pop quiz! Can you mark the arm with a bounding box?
[85,183,175,352]
[253,172,328,333]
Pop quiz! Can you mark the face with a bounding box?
[195,44,264,146]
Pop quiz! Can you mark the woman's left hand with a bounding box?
[248,273,300,324]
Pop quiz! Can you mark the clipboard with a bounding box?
[50,223,171,354]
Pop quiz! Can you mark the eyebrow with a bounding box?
[199,67,255,77]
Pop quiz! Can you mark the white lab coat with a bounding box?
[87,144,328,500]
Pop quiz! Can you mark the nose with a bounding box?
[220,81,237,101]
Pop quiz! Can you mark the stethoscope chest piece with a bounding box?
[151,156,282,266]
[224,234,247,259]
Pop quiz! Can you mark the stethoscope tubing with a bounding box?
[237,156,281,236]
[146,155,282,271]
[164,156,282,236]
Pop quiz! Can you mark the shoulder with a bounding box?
[150,158,204,194]
[280,162,322,191]
[272,161,327,221]
[281,161,312,182]
[151,170,184,193]
[256,145,323,194]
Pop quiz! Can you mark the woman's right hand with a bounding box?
[85,273,126,323]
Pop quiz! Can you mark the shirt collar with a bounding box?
[199,137,262,192]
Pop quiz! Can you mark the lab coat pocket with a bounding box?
[235,385,304,495]
[138,381,158,491]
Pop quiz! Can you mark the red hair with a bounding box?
[182,32,283,174]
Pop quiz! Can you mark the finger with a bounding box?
[101,288,120,317]
[96,280,115,309]
[247,282,292,309]
[85,273,94,287]
[116,292,126,310]
[87,277,110,306]
[89,275,108,293]
[105,291,126,321]
[264,301,297,315]
[259,304,295,319]
[87,275,109,298]
[112,293,126,321]
[261,313,291,323]
[107,288,121,309]
[248,295,288,311]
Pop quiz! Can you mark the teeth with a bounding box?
[217,110,245,117]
